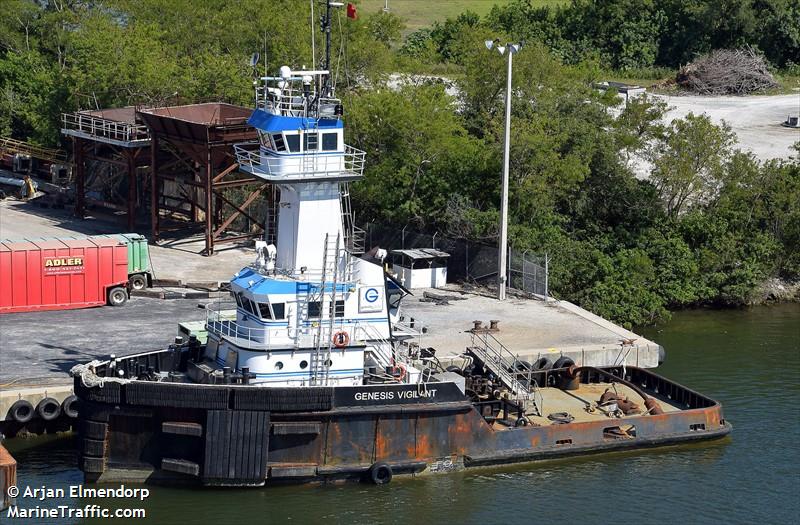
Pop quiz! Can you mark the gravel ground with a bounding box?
[654,92,800,160]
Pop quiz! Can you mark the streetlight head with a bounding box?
[509,43,521,54]
[497,45,506,55]
[485,39,495,51]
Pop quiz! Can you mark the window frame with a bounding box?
[321,132,338,151]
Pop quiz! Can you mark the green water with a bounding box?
[5,304,800,524]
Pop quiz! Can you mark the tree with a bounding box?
[649,113,737,218]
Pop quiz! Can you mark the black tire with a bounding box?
[445,365,462,373]
[82,438,106,457]
[107,286,128,306]
[9,400,34,423]
[368,462,393,485]
[515,417,530,427]
[532,357,553,370]
[129,273,147,291]
[61,395,79,419]
[553,356,575,369]
[36,397,61,421]
[515,360,532,372]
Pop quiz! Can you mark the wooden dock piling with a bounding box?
[0,443,17,510]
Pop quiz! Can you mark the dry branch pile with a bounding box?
[677,48,777,95]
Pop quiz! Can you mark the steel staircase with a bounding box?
[468,331,542,414]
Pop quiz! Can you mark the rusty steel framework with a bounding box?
[62,103,271,255]
[62,107,151,231]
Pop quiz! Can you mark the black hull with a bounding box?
[73,346,730,486]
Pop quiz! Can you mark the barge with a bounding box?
[70,1,730,486]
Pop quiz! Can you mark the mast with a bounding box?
[321,0,333,99]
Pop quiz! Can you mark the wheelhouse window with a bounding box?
[258,302,273,320]
[272,133,286,152]
[330,300,345,318]
[257,302,286,320]
[272,303,286,319]
[322,132,338,151]
[303,132,318,152]
[308,301,321,318]
[285,134,300,152]
[232,292,243,308]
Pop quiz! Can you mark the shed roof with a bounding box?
[390,248,450,260]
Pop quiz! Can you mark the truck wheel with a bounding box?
[108,287,128,306]
[129,274,147,291]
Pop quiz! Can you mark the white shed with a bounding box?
[390,248,450,289]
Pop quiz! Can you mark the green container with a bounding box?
[116,233,150,275]
[96,233,150,275]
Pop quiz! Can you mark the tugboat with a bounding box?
[71,2,731,486]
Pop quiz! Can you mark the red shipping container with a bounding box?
[0,237,129,313]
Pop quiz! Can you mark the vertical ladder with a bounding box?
[310,233,341,385]
[321,233,342,386]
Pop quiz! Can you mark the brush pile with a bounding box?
[677,48,777,95]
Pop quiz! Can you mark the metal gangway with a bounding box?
[468,330,543,415]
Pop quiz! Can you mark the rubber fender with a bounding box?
[515,417,530,427]
[79,455,106,474]
[79,420,108,440]
[36,397,62,421]
[9,399,34,424]
[61,395,79,419]
[445,365,462,373]
[82,438,106,457]
[515,360,532,372]
[553,356,575,369]
[368,462,393,485]
[532,357,553,370]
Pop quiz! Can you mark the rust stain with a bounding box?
[376,429,388,460]
[416,433,432,459]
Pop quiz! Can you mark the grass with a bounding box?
[358,0,563,33]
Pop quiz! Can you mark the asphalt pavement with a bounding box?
[0,297,207,387]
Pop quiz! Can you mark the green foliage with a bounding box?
[486,0,800,70]
[1,0,797,328]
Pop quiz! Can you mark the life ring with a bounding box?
[332,331,350,348]
[390,363,407,382]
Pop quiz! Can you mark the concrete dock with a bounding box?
[401,285,662,368]
[0,197,662,429]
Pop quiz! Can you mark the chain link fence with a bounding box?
[366,223,549,298]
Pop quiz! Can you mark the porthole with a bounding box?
[325,359,333,367]
[300,360,308,369]
[275,361,284,370]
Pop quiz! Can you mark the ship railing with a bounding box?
[206,301,388,352]
[61,112,150,145]
[470,331,535,404]
[234,143,365,180]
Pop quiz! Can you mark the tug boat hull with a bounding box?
[74,347,730,486]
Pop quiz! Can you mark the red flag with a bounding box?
[346,2,357,19]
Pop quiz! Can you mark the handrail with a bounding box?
[61,112,150,143]
[0,137,68,163]
[470,331,535,402]
[235,143,365,180]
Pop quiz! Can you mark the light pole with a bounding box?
[485,39,522,301]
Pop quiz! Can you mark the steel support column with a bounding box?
[74,137,85,219]
[150,135,160,241]
[205,146,213,255]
